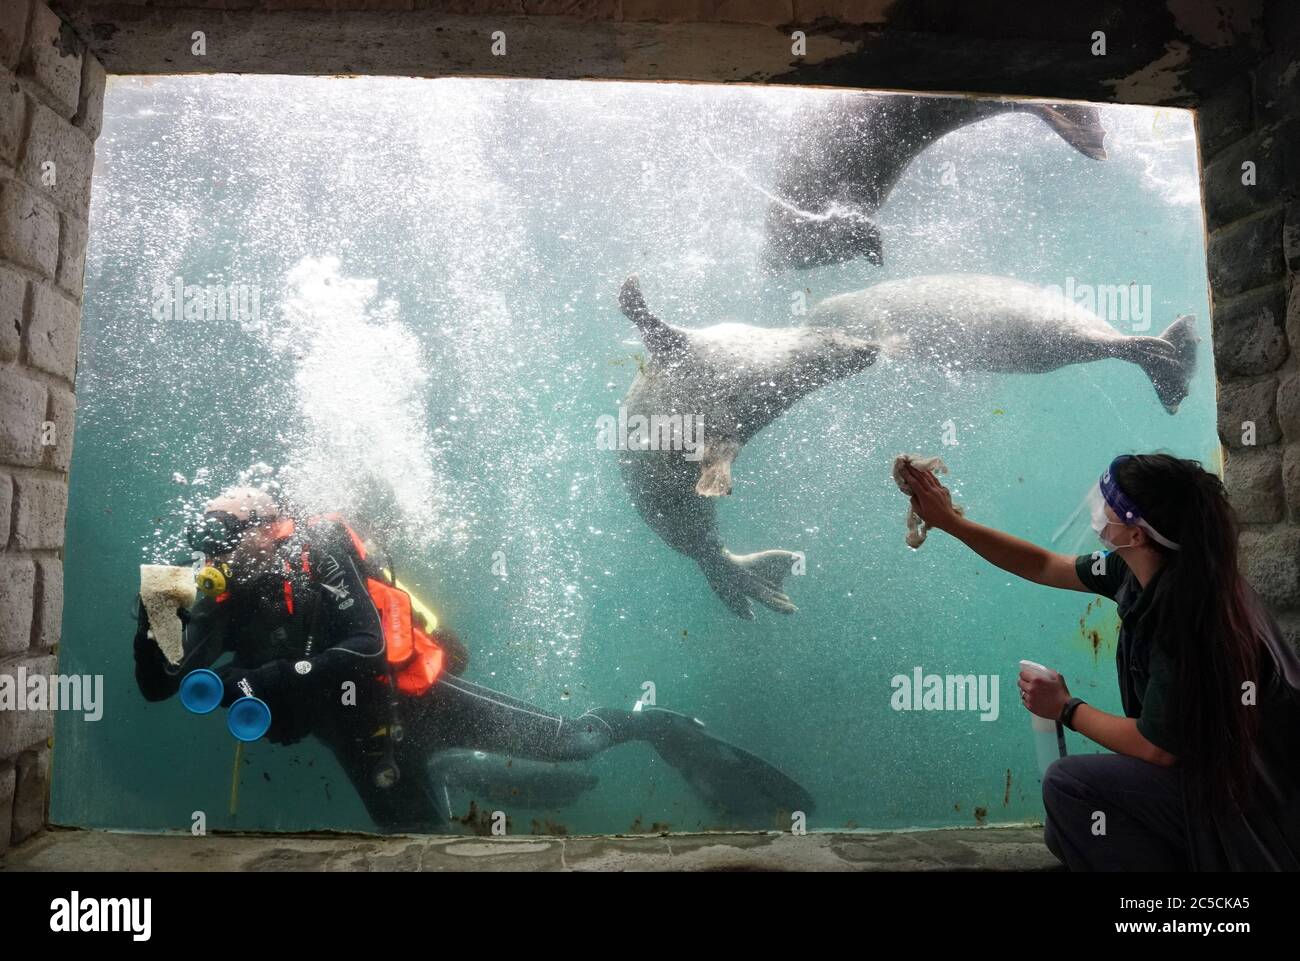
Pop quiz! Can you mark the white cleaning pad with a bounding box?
[139,565,196,665]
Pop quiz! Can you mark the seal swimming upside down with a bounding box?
[614,275,880,619]
[765,94,1109,271]
[804,274,1199,413]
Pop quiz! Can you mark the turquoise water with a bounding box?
[52,77,1214,835]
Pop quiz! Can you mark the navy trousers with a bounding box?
[1042,753,1189,871]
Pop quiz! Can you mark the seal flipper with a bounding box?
[695,439,741,497]
[700,549,799,619]
[1020,103,1108,161]
[1122,314,1199,415]
[618,275,689,356]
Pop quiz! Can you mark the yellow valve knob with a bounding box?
[196,564,229,598]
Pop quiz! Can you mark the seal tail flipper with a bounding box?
[700,549,798,619]
[1021,104,1108,160]
[1124,314,1200,414]
[618,274,689,355]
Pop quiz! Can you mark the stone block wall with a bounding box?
[0,0,102,852]
[1205,2,1300,644]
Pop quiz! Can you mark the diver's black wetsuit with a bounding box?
[134,518,646,832]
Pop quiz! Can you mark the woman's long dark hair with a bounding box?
[1114,453,1264,813]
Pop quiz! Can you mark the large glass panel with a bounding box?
[52,77,1214,835]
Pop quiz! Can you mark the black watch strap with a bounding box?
[1059,697,1086,731]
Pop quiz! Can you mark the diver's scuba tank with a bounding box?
[359,658,404,790]
[366,721,402,790]
[195,560,234,598]
[364,545,410,791]
[366,593,406,791]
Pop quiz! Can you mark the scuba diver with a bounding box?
[133,480,814,833]
[903,453,1300,870]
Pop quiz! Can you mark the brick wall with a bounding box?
[0,0,103,852]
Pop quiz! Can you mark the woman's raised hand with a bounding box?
[905,464,962,533]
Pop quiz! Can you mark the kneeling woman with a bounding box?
[905,453,1300,871]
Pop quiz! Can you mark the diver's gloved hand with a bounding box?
[133,596,152,647]
[214,661,315,746]
[217,659,295,708]
[133,596,190,701]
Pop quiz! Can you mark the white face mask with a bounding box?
[1088,489,1137,551]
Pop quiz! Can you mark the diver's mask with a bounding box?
[186,510,258,555]
[1086,457,1181,552]
[185,511,258,598]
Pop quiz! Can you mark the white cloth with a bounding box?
[892,453,964,548]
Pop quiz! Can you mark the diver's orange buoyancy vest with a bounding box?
[365,576,445,695]
[288,513,447,696]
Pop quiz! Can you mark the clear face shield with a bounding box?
[1052,458,1182,554]
[1086,484,1134,550]
[1087,461,1182,552]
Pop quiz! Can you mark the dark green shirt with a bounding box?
[1074,551,1181,754]
[1075,551,1300,869]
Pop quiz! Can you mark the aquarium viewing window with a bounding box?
[39,75,1218,840]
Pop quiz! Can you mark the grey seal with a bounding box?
[613,275,879,618]
[766,95,1108,270]
[806,274,1198,413]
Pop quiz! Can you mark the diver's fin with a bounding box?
[425,766,457,825]
[1021,103,1108,161]
[618,275,689,356]
[700,549,798,619]
[640,708,816,820]
[425,750,599,822]
[695,440,740,497]
[1124,314,1199,415]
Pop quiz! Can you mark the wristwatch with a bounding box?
[1059,697,1086,731]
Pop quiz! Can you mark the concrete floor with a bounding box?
[1,825,1061,871]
